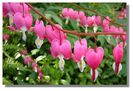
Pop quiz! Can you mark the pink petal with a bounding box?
[60,40,72,60]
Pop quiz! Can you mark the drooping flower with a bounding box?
[62,8,74,24]
[3,3,30,26]
[102,16,110,28]
[3,3,14,26]
[50,39,72,71]
[86,16,94,27]
[34,19,45,49]
[113,43,124,75]
[45,24,66,43]
[72,38,87,72]
[80,16,89,33]
[13,12,32,41]
[71,11,85,27]
[85,47,104,81]
[92,16,101,33]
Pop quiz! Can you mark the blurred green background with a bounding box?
[3,3,127,85]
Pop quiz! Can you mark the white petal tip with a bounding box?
[112,62,122,75]
[77,58,86,72]
[35,38,43,49]
[90,69,98,82]
[58,55,65,71]
[93,25,98,33]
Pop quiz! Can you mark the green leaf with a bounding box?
[31,49,39,55]
[97,35,105,46]
[45,11,63,26]
[36,55,46,62]
[60,79,70,85]
[29,72,37,80]
[119,64,127,77]
[67,34,79,48]
[105,36,117,46]
[47,6,63,11]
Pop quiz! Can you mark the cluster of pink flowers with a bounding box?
[3,3,126,81]
[3,3,32,41]
[62,8,101,33]
[23,56,43,79]
[102,17,127,46]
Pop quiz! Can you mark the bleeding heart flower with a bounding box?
[50,39,72,71]
[87,16,94,27]
[85,47,104,81]
[93,16,101,26]
[3,3,14,26]
[91,16,101,33]
[3,3,30,26]
[62,8,74,24]
[113,43,124,75]
[71,11,85,27]
[80,16,89,33]
[70,10,78,20]
[13,12,32,41]
[34,19,45,49]
[102,16,110,28]
[72,38,87,72]
[45,24,66,43]
[11,3,30,15]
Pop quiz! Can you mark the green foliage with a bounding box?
[3,3,127,85]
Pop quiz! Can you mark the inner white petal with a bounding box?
[65,17,69,25]
[112,62,122,75]
[112,62,115,72]
[21,26,27,41]
[118,63,122,75]
[77,57,86,72]
[8,13,13,26]
[93,24,98,33]
[35,37,44,49]
[90,68,98,82]
[85,25,88,33]
[58,55,65,71]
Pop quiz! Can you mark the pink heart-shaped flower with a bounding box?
[85,47,104,69]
